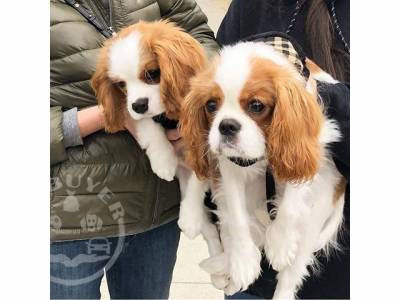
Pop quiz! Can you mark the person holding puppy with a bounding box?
[50,0,218,299]
[217,0,349,298]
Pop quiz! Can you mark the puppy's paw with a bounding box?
[148,148,178,181]
[201,254,230,290]
[265,221,299,271]
[178,201,203,239]
[210,274,229,290]
[272,290,296,300]
[224,280,241,296]
[200,253,229,276]
[228,244,262,293]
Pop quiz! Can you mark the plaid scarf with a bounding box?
[243,31,310,80]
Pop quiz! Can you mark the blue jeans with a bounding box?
[51,220,180,299]
[225,292,262,299]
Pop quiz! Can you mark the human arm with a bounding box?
[51,106,68,166]
[51,105,105,166]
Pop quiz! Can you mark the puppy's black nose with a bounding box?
[219,119,241,136]
[131,98,148,114]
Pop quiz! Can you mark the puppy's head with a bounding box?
[91,21,207,132]
[181,42,323,182]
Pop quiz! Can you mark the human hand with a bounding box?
[166,128,184,155]
[77,105,105,138]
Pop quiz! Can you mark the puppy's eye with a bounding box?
[205,99,218,113]
[144,68,160,83]
[248,99,265,113]
[115,81,126,90]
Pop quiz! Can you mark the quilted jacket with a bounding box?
[50,0,219,241]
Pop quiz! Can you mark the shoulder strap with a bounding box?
[64,0,115,38]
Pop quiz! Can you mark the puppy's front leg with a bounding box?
[178,173,227,289]
[135,118,178,181]
[265,184,310,271]
[178,173,209,239]
[178,173,224,262]
[219,161,262,295]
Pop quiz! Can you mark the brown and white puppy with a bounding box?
[91,20,206,181]
[91,21,227,288]
[179,42,346,299]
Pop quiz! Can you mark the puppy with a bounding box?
[91,20,205,182]
[91,21,225,287]
[180,41,346,299]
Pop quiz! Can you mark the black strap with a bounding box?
[266,168,276,218]
[152,113,179,130]
[65,0,115,38]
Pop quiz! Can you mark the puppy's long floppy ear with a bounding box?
[267,74,323,183]
[180,78,210,180]
[153,24,207,120]
[91,47,126,133]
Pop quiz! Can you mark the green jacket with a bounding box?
[50,0,219,241]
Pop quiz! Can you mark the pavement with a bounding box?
[100,1,231,299]
[99,235,223,300]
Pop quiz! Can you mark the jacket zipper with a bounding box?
[86,0,115,36]
[152,178,161,224]
[108,0,114,32]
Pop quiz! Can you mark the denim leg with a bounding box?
[51,238,118,299]
[106,220,181,299]
[225,292,263,299]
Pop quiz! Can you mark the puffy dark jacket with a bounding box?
[50,0,219,241]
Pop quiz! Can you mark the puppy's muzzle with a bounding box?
[131,97,149,114]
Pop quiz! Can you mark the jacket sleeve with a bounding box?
[317,81,350,182]
[158,0,220,58]
[51,106,68,166]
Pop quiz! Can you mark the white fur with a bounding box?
[134,118,177,181]
[181,42,346,299]
[208,104,266,159]
[312,71,339,84]
[109,31,165,120]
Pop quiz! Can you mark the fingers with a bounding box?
[166,128,181,142]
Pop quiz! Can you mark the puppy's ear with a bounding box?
[267,75,323,183]
[180,78,210,180]
[153,25,207,120]
[91,47,126,133]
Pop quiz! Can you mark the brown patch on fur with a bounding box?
[305,58,324,94]
[91,45,126,133]
[305,58,323,75]
[239,61,276,128]
[138,50,160,84]
[180,59,223,179]
[333,177,347,204]
[91,21,207,131]
[248,57,324,183]
[139,21,207,119]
